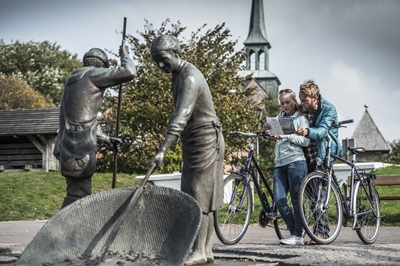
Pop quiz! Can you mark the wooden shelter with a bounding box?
[0,108,59,172]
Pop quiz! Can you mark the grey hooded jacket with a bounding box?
[274,110,310,167]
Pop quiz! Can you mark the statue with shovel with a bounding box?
[150,35,225,265]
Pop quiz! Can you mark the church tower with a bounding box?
[242,0,280,94]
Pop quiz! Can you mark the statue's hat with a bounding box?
[83,48,110,68]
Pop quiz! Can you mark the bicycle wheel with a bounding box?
[298,171,343,244]
[213,173,253,245]
[354,177,381,244]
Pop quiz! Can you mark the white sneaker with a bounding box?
[279,235,304,245]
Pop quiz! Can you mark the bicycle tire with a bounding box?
[354,177,381,244]
[213,173,253,245]
[298,171,343,244]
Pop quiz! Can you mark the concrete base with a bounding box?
[136,172,181,190]
[136,173,231,202]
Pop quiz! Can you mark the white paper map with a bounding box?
[266,117,295,136]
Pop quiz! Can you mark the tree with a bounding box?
[0,39,82,106]
[257,93,281,178]
[97,19,278,174]
[383,139,400,164]
[0,76,53,109]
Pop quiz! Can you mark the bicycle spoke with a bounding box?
[299,171,342,244]
[214,173,252,245]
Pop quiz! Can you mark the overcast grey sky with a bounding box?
[1,0,399,143]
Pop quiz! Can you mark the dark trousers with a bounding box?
[310,181,330,238]
[61,176,92,209]
[307,166,330,239]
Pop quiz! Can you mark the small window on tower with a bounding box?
[258,51,265,70]
[250,52,256,70]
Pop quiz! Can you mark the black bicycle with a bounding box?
[214,131,299,245]
[298,119,381,244]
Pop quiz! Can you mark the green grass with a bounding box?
[0,171,141,221]
[371,165,400,175]
[2,165,400,226]
[371,165,400,226]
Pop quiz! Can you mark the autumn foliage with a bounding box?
[0,76,52,110]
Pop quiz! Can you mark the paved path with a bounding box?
[1,221,400,265]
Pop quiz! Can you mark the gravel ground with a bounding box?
[213,243,400,266]
[2,243,400,265]
[1,222,400,265]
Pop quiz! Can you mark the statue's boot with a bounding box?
[185,252,207,265]
[185,213,208,265]
[205,212,214,263]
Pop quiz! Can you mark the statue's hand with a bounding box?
[120,45,130,56]
[150,151,165,168]
[107,137,122,150]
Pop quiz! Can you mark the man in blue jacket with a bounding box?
[295,79,342,244]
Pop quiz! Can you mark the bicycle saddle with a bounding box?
[348,147,365,154]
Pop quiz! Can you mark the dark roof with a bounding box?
[351,108,390,152]
[0,108,59,136]
[244,78,267,104]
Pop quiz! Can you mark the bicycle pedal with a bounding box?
[353,222,365,231]
[266,212,278,220]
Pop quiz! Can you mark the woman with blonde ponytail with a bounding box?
[263,89,309,245]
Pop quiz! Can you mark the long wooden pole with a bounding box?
[112,17,127,189]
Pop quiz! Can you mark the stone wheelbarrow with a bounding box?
[15,166,202,265]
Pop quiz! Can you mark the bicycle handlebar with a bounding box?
[339,119,354,125]
[331,119,354,129]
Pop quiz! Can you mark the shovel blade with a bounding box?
[16,186,201,265]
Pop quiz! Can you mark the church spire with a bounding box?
[244,0,271,48]
[241,0,280,94]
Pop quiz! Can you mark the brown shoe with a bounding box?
[304,234,324,245]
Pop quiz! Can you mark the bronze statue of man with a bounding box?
[54,45,136,208]
[150,35,224,265]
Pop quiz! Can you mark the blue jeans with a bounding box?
[274,160,307,237]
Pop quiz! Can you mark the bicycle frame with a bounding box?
[233,133,275,214]
[320,123,377,229]
[333,152,378,219]
[249,149,276,215]
[331,150,358,216]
